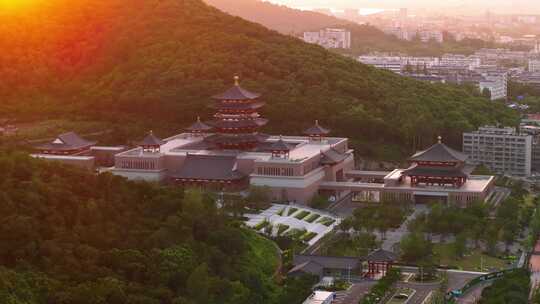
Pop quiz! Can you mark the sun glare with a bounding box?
[0,0,38,12]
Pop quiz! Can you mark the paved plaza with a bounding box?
[245,204,341,245]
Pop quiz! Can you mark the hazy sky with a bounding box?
[267,0,540,14]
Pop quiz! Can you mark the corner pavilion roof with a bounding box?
[269,136,291,151]
[139,131,165,147]
[320,148,349,165]
[304,120,330,136]
[410,139,467,163]
[170,154,245,181]
[212,77,261,100]
[36,132,96,151]
[186,117,212,132]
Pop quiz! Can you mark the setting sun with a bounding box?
[0,0,38,12]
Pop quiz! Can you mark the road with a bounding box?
[333,281,376,304]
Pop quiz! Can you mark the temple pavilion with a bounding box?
[204,76,269,150]
[401,136,468,188]
[34,76,493,206]
[35,132,96,155]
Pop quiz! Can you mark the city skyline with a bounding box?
[267,0,540,14]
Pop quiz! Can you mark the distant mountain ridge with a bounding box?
[203,0,353,34]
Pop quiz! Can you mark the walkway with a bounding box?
[529,240,540,298]
[382,204,428,251]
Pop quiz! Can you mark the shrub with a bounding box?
[277,224,289,236]
[294,211,310,220]
[287,208,298,216]
[254,220,270,231]
[302,232,317,242]
[305,214,321,223]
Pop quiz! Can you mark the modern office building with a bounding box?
[417,30,444,43]
[440,54,481,70]
[302,28,351,49]
[358,56,404,73]
[479,72,508,100]
[463,126,532,176]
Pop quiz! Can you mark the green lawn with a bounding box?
[277,224,289,236]
[294,210,310,220]
[254,220,270,231]
[433,243,508,272]
[302,232,318,242]
[317,217,336,226]
[242,229,280,276]
[287,207,298,216]
[305,214,321,223]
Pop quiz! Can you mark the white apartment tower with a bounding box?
[463,126,532,176]
[303,28,351,49]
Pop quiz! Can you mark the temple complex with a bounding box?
[31,77,495,206]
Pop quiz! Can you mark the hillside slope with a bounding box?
[0,153,285,303]
[0,0,517,157]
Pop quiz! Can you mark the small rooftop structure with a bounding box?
[186,117,212,135]
[304,120,330,139]
[269,136,291,158]
[35,132,96,155]
[366,249,397,279]
[320,148,349,165]
[139,131,165,153]
[366,249,397,263]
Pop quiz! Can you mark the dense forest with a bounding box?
[0,152,320,303]
[0,0,518,159]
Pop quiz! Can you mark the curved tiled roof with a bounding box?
[410,142,467,163]
[139,131,165,146]
[212,77,261,100]
[269,136,291,151]
[35,132,96,151]
[402,164,468,178]
[366,249,397,262]
[186,117,212,132]
[304,120,330,136]
[320,148,349,165]
[171,154,245,181]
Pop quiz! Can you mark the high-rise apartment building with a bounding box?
[463,126,532,176]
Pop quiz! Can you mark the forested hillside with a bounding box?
[0,153,299,303]
[0,0,517,158]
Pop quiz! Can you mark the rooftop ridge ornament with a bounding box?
[234,75,240,86]
[438,135,442,144]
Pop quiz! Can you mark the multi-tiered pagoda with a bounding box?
[205,76,268,150]
[402,137,468,187]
